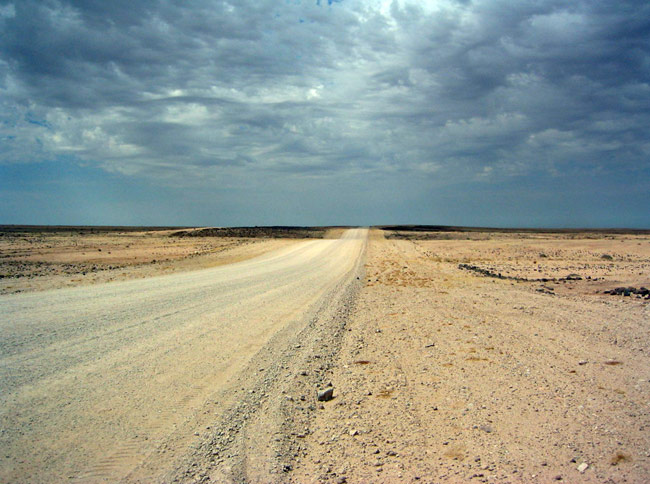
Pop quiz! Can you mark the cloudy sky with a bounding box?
[1,0,648,227]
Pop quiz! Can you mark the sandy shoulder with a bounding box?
[290,230,650,483]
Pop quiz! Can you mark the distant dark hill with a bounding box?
[170,226,328,239]
[379,225,650,235]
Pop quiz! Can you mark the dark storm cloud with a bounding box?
[0,0,648,202]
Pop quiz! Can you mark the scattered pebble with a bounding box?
[317,387,334,402]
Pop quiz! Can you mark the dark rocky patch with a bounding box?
[603,287,649,298]
[458,264,585,284]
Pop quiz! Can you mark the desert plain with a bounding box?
[0,225,648,483]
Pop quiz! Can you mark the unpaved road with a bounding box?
[0,228,367,483]
[0,228,302,295]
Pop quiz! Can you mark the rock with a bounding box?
[479,425,493,433]
[317,387,334,402]
[577,463,589,473]
[578,360,588,365]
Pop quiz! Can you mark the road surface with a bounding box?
[0,228,367,483]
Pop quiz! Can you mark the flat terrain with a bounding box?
[0,229,367,483]
[289,229,650,483]
[0,226,345,294]
[1,227,648,483]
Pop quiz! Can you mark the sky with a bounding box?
[0,0,648,228]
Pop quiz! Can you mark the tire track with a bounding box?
[0,229,368,483]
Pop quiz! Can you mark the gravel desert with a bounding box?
[0,226,648,483]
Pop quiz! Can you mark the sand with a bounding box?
[0,227,298,295]
[1,227,648,483]
[288,229,650,483]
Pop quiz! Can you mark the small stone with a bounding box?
[349,429,358,436]
[479,425,493,433]
[578,360,588,365]
[577,463,588,473]
[318,387,334,401]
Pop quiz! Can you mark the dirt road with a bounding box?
[0,228,302,295]
[0,229,367,483]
